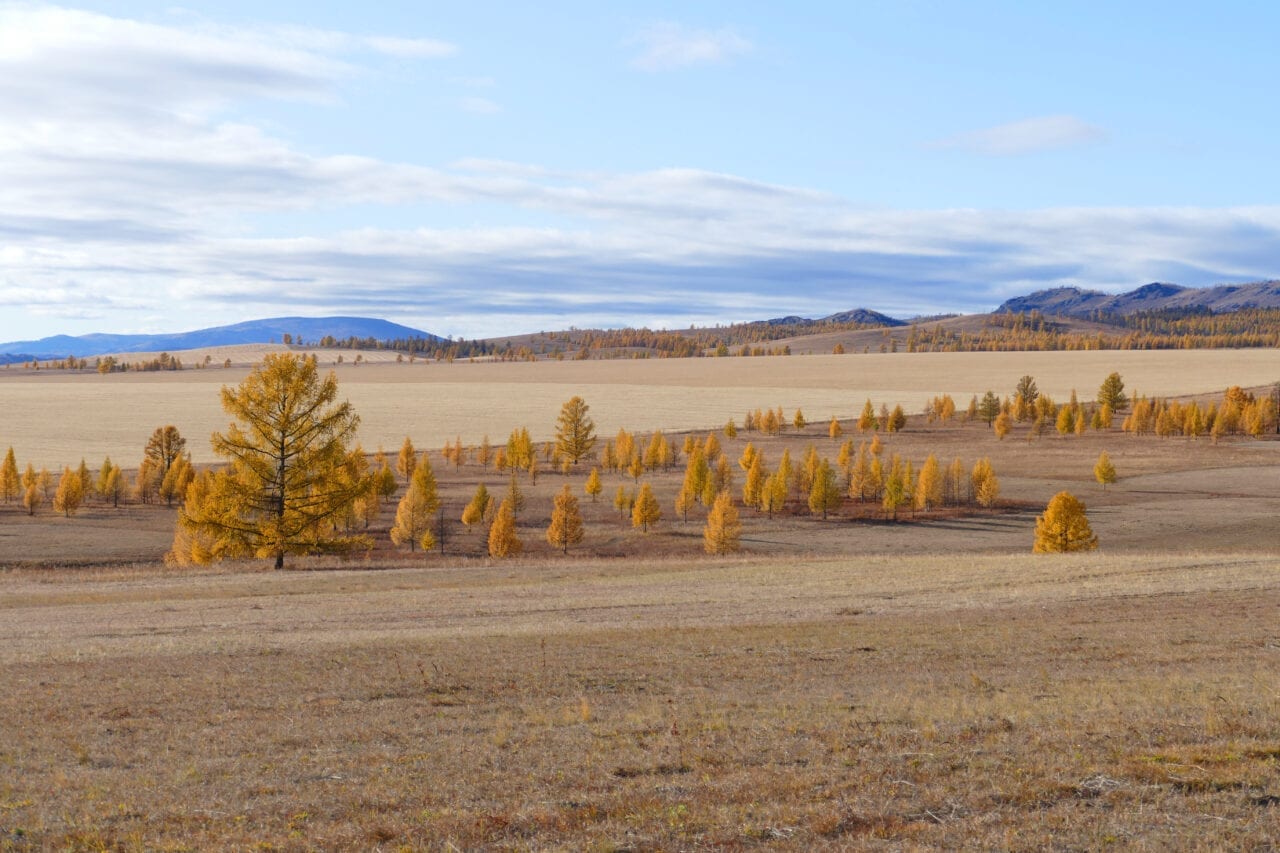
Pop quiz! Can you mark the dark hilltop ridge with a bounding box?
[998,280,1280,318]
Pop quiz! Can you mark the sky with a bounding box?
[3,1,1280,342]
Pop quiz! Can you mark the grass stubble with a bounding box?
[1,551,1279,850]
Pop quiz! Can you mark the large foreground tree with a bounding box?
[172,353,372,569]
[554,395,597,466]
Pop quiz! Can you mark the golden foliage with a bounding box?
[1034,491,1098,553]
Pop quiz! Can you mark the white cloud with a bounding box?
[628,22,753,72]
[929,115,1107,156]
[0,8,1276,341]
[363,35,457,59]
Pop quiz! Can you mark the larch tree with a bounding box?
[613,485,633,520]
[53,466,84,517]
[584,467,603,502]
[915,454,943,511]
[23,479,42,515]
[546,483,585,553]
[396,437,417,482]
[743,453,767,508]
[160,455,195,506]
[554,395,597,465]
[887,404,907,433]
[1,447,18,503]
[881,456,908,520]
[144,425,187,479]
[487,498,521,557]
[828,416,843,440]
[971,458,1000,508]
[994,411,1012,440]
[390,454,440,552]
[760,471,787,516]
[857,399,878,432]
[1056,405,1076,437]
[1094,451,1117,490]
[1033,491,1098,553]
[793,409,807,431]
[631,482,661,531]
[703,491,742,554]
[461,482,491,530]
[808,459,842,519]
[172,353,372,570]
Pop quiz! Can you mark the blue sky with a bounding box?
[3,1,1280,341]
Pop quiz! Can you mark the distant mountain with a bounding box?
[821,308,907,327]
[757,309,904,328]
[0,316,440,362]
[997,281,1280,318]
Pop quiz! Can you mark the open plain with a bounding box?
[2,350,1280,848]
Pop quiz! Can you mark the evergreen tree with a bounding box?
[546,483,585,553]
[978,391,1001,426]
[1034,491,1098,552]
[1098,372,1127,411]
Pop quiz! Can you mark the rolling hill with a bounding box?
[0,317,440,363]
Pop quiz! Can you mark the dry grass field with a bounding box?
[2,552,1279,849]
[2,351,1280,848]
[2,347,1279,468]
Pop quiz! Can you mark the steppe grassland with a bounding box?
[3,347,1279,468]
[2,552,1279,848]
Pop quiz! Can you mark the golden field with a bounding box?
[3,347,1279,468]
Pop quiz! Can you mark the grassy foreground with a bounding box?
[2,552,1279,849]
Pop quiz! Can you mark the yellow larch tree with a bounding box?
[971,458,999,508]
[857,399,877,432]
[915,453,943,511]
[703,491,742,554]
[390,454,440,552]
[172,353,372,570]
[461,482,491,530]
[554,395,597,465]
[631,482,661,531]
[1033,491,1098,553]
[546,483,585,553]
[743,453,767,508]
[993,411,1012,440]
[828,416,843,440]
[396,436,417,482]
[1093,451,1117,490]
[808,458,842,519]
[584,467,603,502]
[1,446,19,503]
[487,498,522,557]
[53,466,84,517]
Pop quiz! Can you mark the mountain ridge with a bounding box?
[0,316,441,362]
[997,280,1280,317]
